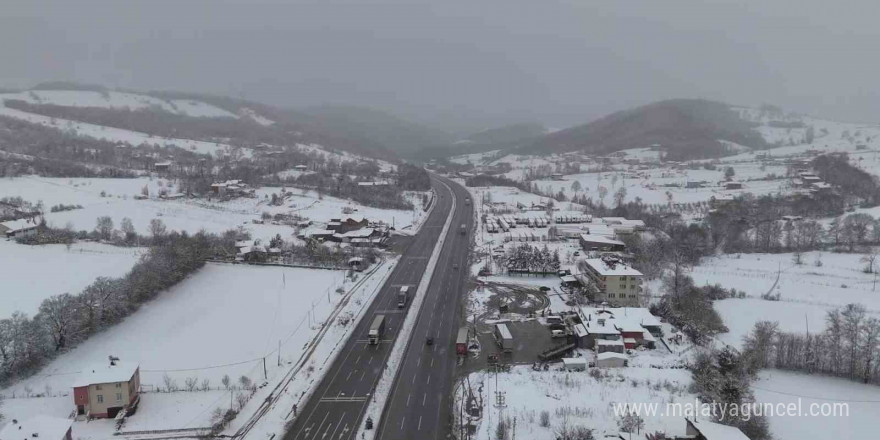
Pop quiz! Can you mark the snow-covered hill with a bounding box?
[0,89,238,118]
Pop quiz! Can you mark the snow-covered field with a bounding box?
[0,261,399,439]
[0,240,143,319]
[3,264,348,397]
[686,251,880,348]
[754,369,880,440]
[0,176,426,242]
[531,163,790,206]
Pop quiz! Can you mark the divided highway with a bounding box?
[285,175,473,440]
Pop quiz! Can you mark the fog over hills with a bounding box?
[4,1,880,131]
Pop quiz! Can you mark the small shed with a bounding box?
[596,352,627,368]
[561,357,586,372]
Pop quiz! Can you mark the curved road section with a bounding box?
[285,175,473,440]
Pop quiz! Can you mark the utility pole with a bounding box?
[263,357,268,380]
[278,340,282,366]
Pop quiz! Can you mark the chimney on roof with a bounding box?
[109,355,119,366]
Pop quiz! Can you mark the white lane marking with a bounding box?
[400,416,406,430]
[359,370,366,381]
[423,393,427,406]
[328,412,347,439]
[406,393,411,407]
[427,374,431,385]
[346,370,353,381]
[430,357,434,367]
[418,415,423,430]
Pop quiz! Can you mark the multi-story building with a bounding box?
[580,257,644,306]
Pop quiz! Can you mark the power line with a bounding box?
[142,357,263,373]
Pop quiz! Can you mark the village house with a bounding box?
[723,181,743,190]
[294,164,309,171]
[685,418,751,440]
[153,161,172,173]
[327,216,370,233]
[0,416,73,440]
[210,180,251,197]
[578,257,644,306]
[72,360,140,419]
[0,217,40,238]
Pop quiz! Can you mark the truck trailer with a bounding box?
[494,323,514,352]
[460,224,467,235]
[456,327,469,355]
[368,315,386,345]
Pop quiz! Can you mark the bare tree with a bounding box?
[163,374,178,392]
[95,216,114,240]
[185,376,199,392]
[149,218,167,238]
[221,374,231,390]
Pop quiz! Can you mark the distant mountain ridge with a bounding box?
[519,99,769,160]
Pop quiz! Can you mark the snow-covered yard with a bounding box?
[0,240,143,319]
[463,365,695,440]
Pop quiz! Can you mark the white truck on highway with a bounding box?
[369,315,386,345]
[397,286,409,308]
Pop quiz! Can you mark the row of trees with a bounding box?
[741,304,880,385]
[0,230,238,384]
[500,243,562,274]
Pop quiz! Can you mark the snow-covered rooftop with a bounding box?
[0,218,40,232]
[578,234,625,246]
[583,258,643,276]
[0,415,72,440]
[72,361,139,387]
[688,419,751,440]
[597,352,627,360]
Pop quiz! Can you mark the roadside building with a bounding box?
[0,416,73,440]
[72,360,140,419]
[579,234,626,253]
[579,257,643,306]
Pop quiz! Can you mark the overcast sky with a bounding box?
[2,0,878,131]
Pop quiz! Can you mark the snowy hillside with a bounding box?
[0,90,238,118]
[0,104,246,157]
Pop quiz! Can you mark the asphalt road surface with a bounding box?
[285,175,472,440]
